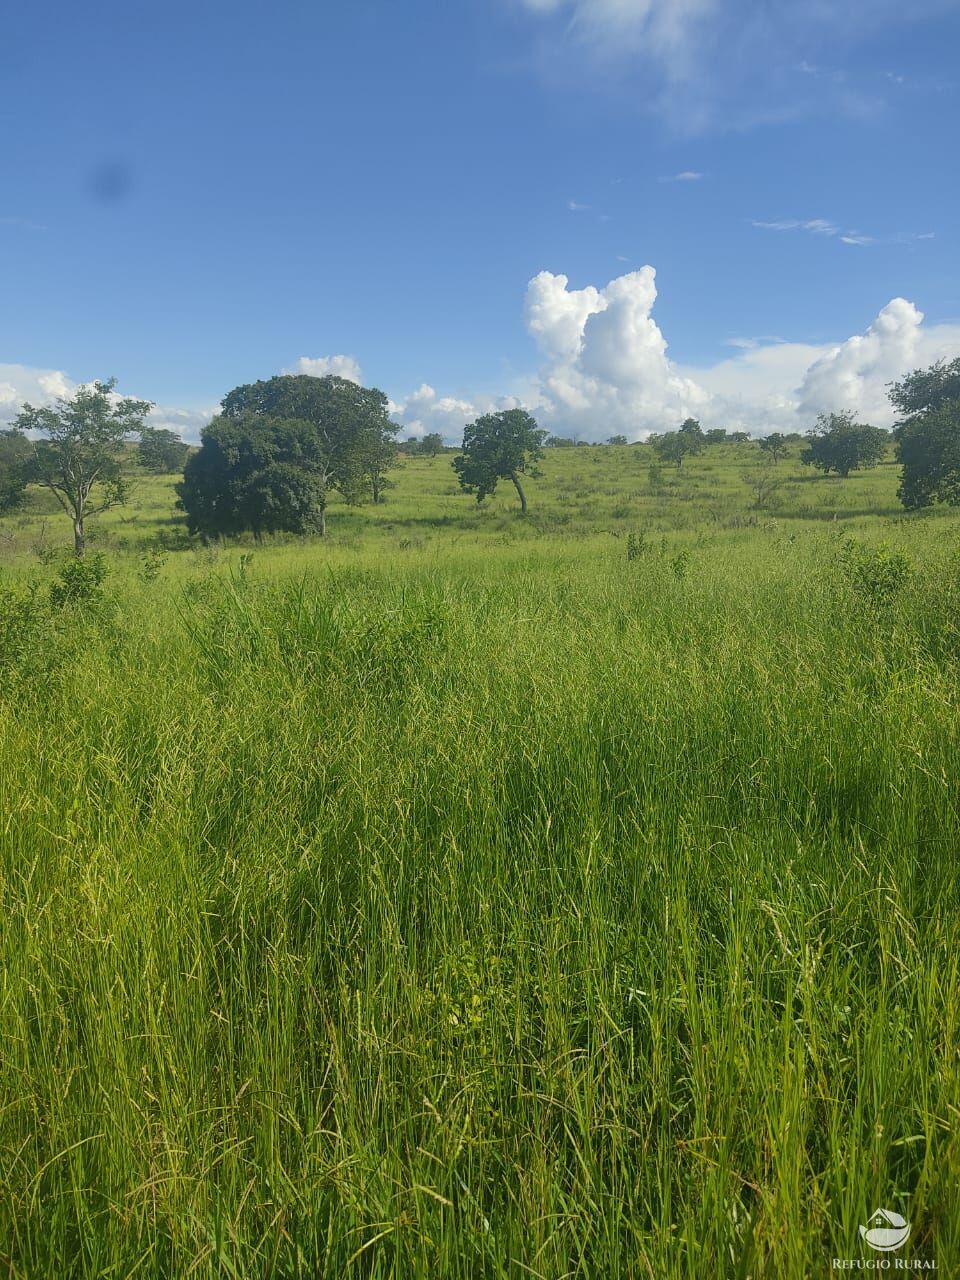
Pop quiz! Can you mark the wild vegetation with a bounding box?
[1,407,960,1275]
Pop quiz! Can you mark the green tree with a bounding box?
[545,435,576,448]
[138,426,190,474]
[607,434,628,446]
[801,411,888,478]
[705,428,728,445]
[177,414,331,540]
[758,432,788,463]
[419,432,445,457]
[0,429,35,513]
[453,409,546,513]
[652,422,704,469]
[182,374,397,537]
[889,358,960,509]
[13,379,152,555]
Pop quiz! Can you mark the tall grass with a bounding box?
[1,525,959,1276]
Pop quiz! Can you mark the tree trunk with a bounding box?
[73,517,85,557]
[510,471,528,514]
[318,504,327,536]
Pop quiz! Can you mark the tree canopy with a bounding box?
[13,379,152,555]
[178,374,398,538]
[138,426,190,474]
[801,412,888,478]
[453,409,546,513]
[890,358,960,510]
[651,420,705,469]
[0,429,35,514]
[758,432,788,462]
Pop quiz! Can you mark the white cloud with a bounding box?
[387,381,523,442]
[753,219,935,249]
[753,218,840,237]
[514,0,953,133]
[284,354,363,383]
[660,170,703,182]
[525,267,709,436]
[516,268,960,438]
[0,363,216,444]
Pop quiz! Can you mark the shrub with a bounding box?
[49,553,109,609]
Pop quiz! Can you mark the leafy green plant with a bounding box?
[49,552,108,608]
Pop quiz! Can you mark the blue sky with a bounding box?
[2,0,959,440]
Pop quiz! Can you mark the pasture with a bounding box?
[1,441,959,1276]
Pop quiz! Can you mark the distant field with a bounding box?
[2,442,959,1277]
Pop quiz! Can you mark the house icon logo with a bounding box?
[859,1208,911,1252]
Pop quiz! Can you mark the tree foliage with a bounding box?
[178,375,397,538]
[138,426,190,474]
[0,429,35,513]
[758,432,788,463]
[13,379,152,555]
[801,412,888,478]
[452,409,546,513]
[651,420,705,469]
[889,358,960,509]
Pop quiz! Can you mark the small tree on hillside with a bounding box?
[652,421,705,469]
[607,434,628,446]
[138,425,190,474]
[758,432,788,463]
[705,428,728,445]
[889,358,960,509]
[801,411,888,478]
[419,432,445,457]
[13,379,153,555]
[453,409,546,513]
[0,429,35,513]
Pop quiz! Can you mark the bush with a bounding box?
[836,537,912,612]
[49,554,109,608]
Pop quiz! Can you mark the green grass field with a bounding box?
[2,441,959,1276]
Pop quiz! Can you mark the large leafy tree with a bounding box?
[889,358,960,509]
[0,429,35,513]
[177,415,330,539]
[801,411,888,478]
[178,374,397,538]
[13,379,153,555]
[452,409,546,513]
[138,426,190,474]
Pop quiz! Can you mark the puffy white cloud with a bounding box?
[795,298,923,421]
[518,269,960,439]
[0,364,75,423]
[525,268,709,436]
[387,382,523,442]
[284,354,363,383]
[0,362,216,443]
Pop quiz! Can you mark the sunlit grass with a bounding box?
[1,444,959,1275]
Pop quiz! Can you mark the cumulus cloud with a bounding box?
[660,170,703,182]
[525,268,709,435]
[284,354,363,383]
[518,268,960,438]
[0,363,215,443]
